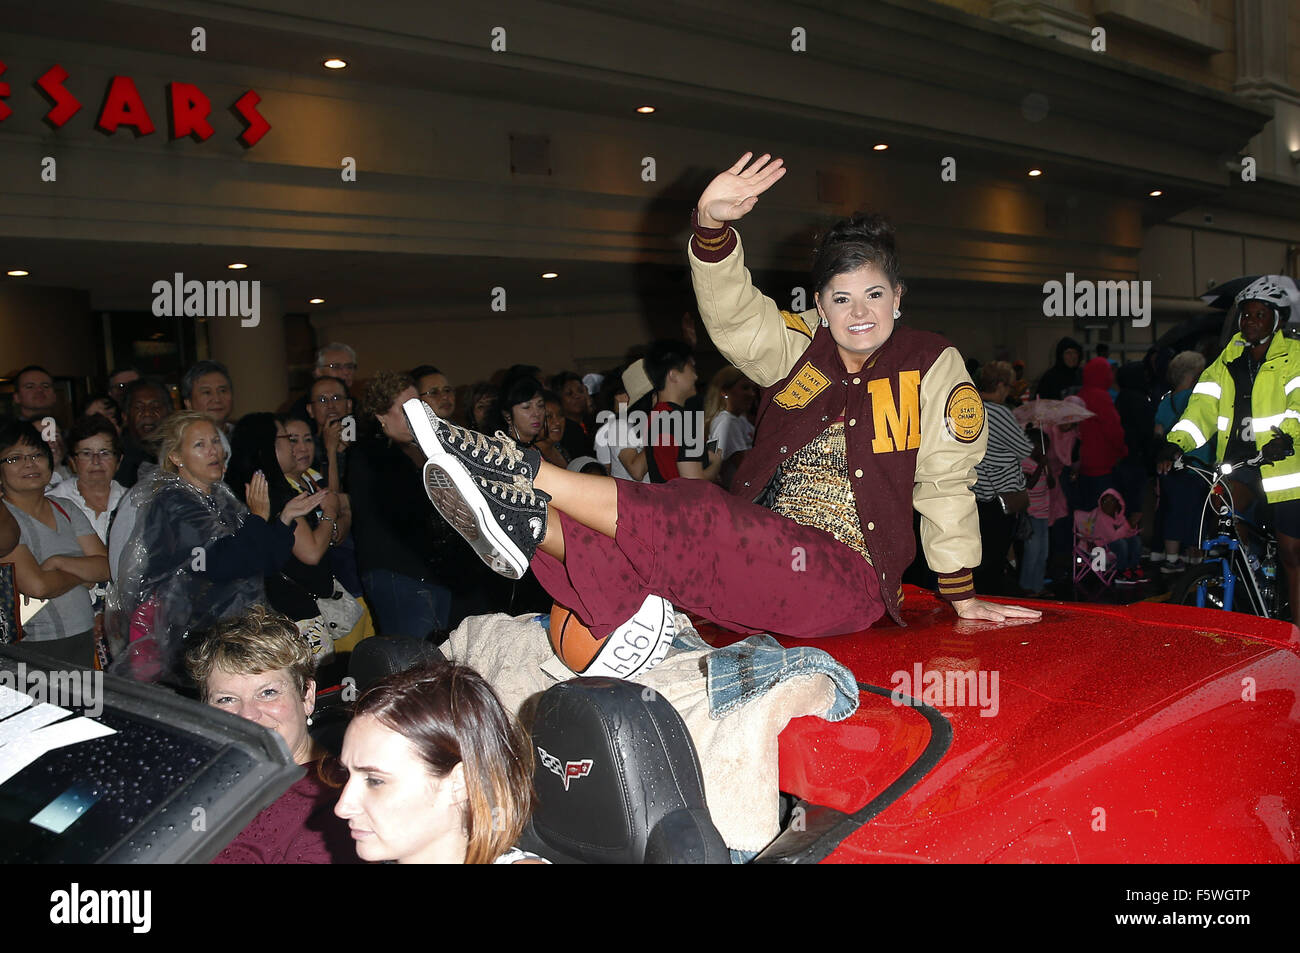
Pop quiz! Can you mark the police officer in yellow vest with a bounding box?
[1158,277,1300,611]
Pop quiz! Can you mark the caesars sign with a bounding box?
[0,62,270,146]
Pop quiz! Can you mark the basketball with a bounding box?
[550,603,606,674]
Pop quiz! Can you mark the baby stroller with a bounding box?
[1072,509,1119,593]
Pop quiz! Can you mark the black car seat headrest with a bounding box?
[348,637,444,696]
[524,677,729,864]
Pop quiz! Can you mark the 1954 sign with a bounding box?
[0,61,270,146]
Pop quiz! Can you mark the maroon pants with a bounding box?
[531,478,884,640]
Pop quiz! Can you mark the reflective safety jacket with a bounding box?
[1167,331,1300,502]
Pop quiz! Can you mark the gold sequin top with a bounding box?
[769,422,871,562]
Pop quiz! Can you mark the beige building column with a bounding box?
[205,285,288,417]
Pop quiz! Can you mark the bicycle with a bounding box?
[1168,450,1290,620]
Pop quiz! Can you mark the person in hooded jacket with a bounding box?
[1076,357,1128,511]
[1113,361,1155,529]
[1078,488,1144,584]
[1034,337,1084,400]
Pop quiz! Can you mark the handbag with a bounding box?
[278,572,364,654]
[998,490,1030,515]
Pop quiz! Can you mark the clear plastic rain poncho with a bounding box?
[106,469,263,683]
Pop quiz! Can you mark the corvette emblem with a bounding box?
[537,745,593,791]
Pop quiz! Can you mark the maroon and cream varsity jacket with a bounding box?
[689,217,987,622]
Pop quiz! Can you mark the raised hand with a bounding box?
[697,152,787,228]
[280,490,329,525]
[246,472,271,521]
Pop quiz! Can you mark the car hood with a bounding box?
[708,588,1300,863]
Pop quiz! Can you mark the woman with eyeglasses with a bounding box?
[0,419,110,666]
[49,415,127,545]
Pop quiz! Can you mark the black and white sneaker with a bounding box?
[402,398,540,483]
[421,456,550,580]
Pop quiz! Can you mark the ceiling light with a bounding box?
[227,262,248,270]
[541,272,558,279]
[309,298,325,305]
[872,143,888,151]
[6,270,29,277]
[323,58,348,70]
[635,106,655,114]
[1148,189,1163,197]
[1028,169,1043,177]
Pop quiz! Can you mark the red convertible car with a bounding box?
[742,585,1300,863]
[2,585,1296,863]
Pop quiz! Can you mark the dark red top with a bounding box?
[212,767,358,864]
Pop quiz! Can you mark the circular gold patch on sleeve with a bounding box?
[945,382,984,443]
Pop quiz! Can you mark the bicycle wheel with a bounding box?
[1170,562,1260,615]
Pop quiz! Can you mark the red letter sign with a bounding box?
[36,65,82,127]
[232,89,270,147]
[96,75,155,136]
[168,81,214,141]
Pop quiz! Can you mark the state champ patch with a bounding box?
[944,382,984,443]
[773,362,830,410]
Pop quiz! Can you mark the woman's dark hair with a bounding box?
[0,419,53,470]
[67,414,123,458]
[498,373,544,419]
[353,661,535,865]
[810,212,903,296]
[226,412,295,513]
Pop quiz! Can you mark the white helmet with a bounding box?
[1234,277,1292,342]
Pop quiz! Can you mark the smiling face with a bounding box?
[170,419,225,492]
[205,666,316,766]
[0,439,51,494]
[187,371,233,428]
[544,400,565,443]
[279,419,314,479]
[508,395,546,443]
[334,714,468,864]
[814,263,902,372]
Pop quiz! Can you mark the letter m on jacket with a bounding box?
[869,371,921,452]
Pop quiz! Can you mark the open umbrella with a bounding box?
[1013,398,1094,429]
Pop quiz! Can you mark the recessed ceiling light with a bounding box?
[872,143,889,151]
[1028,169,1043,177]
[6,269,29,277]
[1148,189,1163,197]
[541,272,559,279]
[635,106,655,114]
[227,262,248,270]
[309,298,325,305]
[323,58,348,70]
